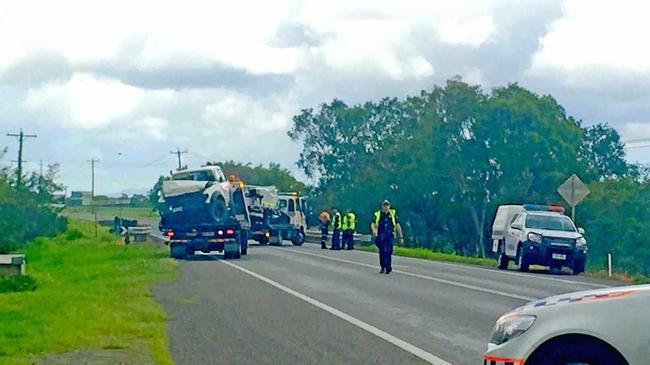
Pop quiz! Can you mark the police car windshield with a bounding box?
[525,214,576,232]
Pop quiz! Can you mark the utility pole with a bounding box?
[170,147,188,170]
[6,129,37,186]
[88,158,99,211]
[88,158,100,237]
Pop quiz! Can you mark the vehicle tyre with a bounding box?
[207,195,227,224]
[517,246,529,272]
[291,230,305,246]
[573,259,585,275]
[526,335,627,365]
[170,243,187,259]
[240,231,248,255]
[496,242,508,270]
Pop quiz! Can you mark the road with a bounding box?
[153,241,617,365]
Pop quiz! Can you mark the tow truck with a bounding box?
[158,166,250,259]
[491,204,588,274]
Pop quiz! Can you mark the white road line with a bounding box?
[282,248,536,302]
[220,259,454,365]
[303,242,609,289]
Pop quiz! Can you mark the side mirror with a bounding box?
[578,227,585,234]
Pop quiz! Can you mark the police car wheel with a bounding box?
[526,335,627,365]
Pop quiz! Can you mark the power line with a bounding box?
[6,129,37,186]
[170,147,188,170]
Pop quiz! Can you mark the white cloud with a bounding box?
[438,14,495,47]
[531,0,650,73]
[203,91,290,132]
[622,122,650,142]
[24,73,145,128]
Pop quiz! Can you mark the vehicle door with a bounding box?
[505,214,524,256]
[287,198,298,227]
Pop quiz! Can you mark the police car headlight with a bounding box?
[576,237,587,247]
[489,314,536,346]
[527,232,543,244]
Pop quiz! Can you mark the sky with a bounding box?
[0,0,649,195]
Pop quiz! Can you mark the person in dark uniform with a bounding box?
[330,207,342,250]
[370,200,404,274]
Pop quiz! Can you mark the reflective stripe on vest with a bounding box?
[332,212,342,229]
[373,209,396,232]
[347,212,356,231]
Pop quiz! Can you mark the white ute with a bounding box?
[491,204,588,275]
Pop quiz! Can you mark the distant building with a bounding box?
[70,191,93,206]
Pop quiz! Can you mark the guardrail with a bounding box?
[125,225,152,243]
[305,229,373,244]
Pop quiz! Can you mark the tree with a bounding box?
[578,123,630,181]
[148,176,165,211]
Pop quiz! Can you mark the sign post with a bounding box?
[557,174,590,222]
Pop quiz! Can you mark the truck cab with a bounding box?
[278,193,306,245]
[492,204,587,275]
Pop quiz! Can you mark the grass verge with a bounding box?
[357,243,650,284]
[0,219,177,365]
[357,244,495,267]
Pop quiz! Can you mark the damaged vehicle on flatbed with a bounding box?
[158,166,250,259]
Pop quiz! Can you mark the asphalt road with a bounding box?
[153,241,618,365]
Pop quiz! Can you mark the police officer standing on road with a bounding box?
[370,200,403,274]
[319,209,331,249]
[330,207,342,250]
[342,209,356,250]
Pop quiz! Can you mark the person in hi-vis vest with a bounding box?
[370,200,403,274]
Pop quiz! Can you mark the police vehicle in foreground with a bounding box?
[491,204,587,275]
[483,284,650,365]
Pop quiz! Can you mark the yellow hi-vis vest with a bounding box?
[342,212,356,231]
[373,209,397,232]
[331,211,342,229]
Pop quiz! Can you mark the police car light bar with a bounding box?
[523,204,565,213]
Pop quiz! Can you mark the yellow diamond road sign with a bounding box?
[557,174,589,207]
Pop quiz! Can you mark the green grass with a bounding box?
[357,244,495,267]
[358,243,650,284]
[0,219,177,365]
[64,206,159,219]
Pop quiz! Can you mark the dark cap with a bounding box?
[382,199,391,206]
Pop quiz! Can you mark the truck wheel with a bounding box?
[240,231,248,255]
[497,252,509,270]
[170,243,187,259]
[291,230,305,246]
[208,196,227,224]
[572,260,585,275]
[517,247,529,272]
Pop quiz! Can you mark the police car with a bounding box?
[491,204,587,275]
[483,284,650,365]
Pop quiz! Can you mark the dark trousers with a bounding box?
[320,224,329,248]
[331,229,341,249]
[376,236,394,269]
[342,230,354,249]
